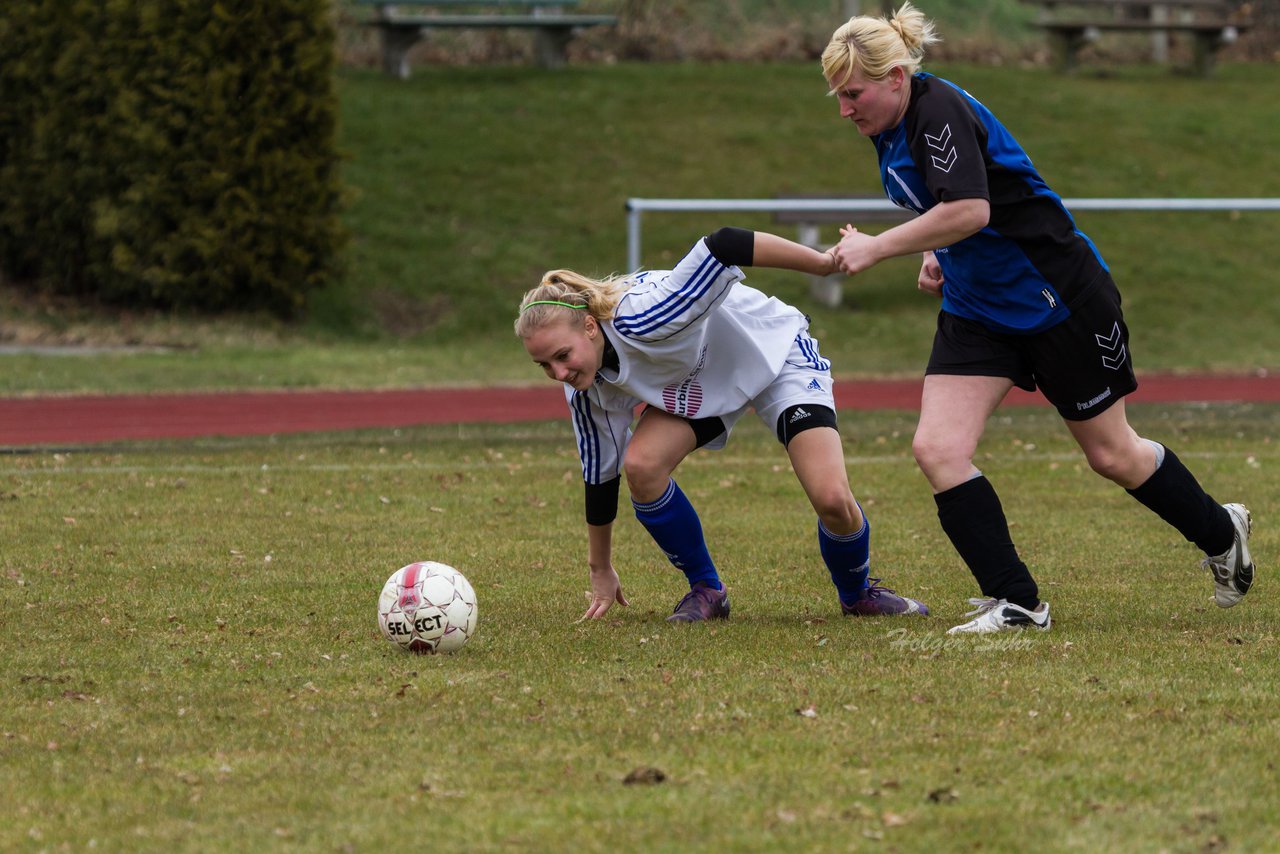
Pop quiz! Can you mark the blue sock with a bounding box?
[819,511,870,605]
[633,479,721,589]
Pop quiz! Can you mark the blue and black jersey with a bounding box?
[873,73,1110,334]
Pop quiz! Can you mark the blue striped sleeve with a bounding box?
[613,239,741,342]
[566,387,632,485]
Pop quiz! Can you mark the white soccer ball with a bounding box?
[377,561,478,654]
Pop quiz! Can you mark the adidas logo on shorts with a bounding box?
[806,379,823,391]
[789,407,811,424]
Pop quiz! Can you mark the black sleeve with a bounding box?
[703,227,755,267]
[584,476,621,526]
[904,78,990,203]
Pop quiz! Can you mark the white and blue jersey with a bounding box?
[566,236,820,486]
[875,73,1110,334]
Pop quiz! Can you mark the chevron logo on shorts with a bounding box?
[1095,321,1127,370]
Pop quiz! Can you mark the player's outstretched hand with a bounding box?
[578,565,629,621]
[832,224,884,276]
[832,223,858,270]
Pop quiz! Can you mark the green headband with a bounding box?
[520,300,588,314]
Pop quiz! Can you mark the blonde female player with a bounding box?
[821,3,1254,633]
[515,227,929,623]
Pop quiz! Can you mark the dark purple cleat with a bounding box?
[840,578,928,617]
[667,582,731,623]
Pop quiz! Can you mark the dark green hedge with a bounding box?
[0,0,345,316]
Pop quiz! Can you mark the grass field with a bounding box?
[3,403,1275,850]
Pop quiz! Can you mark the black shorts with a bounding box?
[642,404,726,449]
[926,276,1138,421]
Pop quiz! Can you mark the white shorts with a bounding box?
[703,330,836,449]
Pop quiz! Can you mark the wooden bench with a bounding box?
[1024,0,1253,75]
[773,195,914,308]
[355,0,619,78]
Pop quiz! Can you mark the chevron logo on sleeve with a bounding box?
[924,124,951,150]
[925,124,957,172]
[1095,321,1128,370]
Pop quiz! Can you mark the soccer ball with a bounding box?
[377,561,478,654]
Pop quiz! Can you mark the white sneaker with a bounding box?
[946,598,1051,635]
[1204,503,1255,608]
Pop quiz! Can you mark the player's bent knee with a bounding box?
[623,450,674,497]
[814,492,861,532]
[1083,446,1136,483]
[912,434,957,471]
[912,434,979,485]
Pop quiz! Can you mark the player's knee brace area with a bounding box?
[776,404,838,446]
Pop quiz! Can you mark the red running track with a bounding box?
[1,374,1277,447]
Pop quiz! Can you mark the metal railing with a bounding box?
[624,196,1280,272]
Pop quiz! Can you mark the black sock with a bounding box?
[1126,446,1233,555]
[935,476,1039,610]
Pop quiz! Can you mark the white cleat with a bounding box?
[1204,503,1255,608]
[946,598,1051,635]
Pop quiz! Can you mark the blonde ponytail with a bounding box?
[822,1,940,87]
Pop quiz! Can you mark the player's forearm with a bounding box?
[586,522,614,571]
[750,230,838,276]
[870,198,989,259]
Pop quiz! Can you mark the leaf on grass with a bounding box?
[927,787,959,804]
[881,811,909,827]
[796,705,818,718]
[622,767,666,785]
[1202,835,1228,853]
